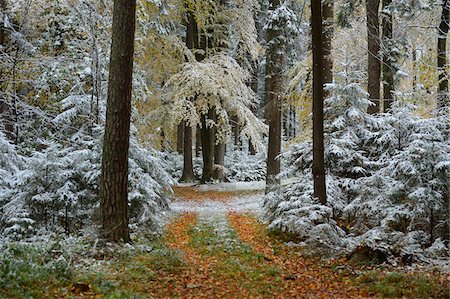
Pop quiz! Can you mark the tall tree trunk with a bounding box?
[438,0,449,108]
[177,122,184,154]
[322,0,334,90]
[195,125,201,157]
[382,0,394,112]
[179,9,196,181]
[99,0,136,243]
[249,67,258,155]
[366,0,381,114]
[265,0,283,193]
[0,0,14,141]
[311,0,327,204]
[180,123,195,182]
[213,141,225,181]
[200,109,216,182]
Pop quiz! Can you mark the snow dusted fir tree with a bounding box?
[0,94,173,239]
[0,0,173,240]
[262,55,379,253]
[263,53,450,260]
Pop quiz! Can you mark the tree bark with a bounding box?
[213,141,225,181]
[366,0,381,114]
[0,0,14,141]
[438,0,449,108]
[177,122,184,154]
[200,109,216,182]
[265,0,283,193]
[311,0,327,204]
[180,123,195,182]
[99,0,136,243]
[322,0,334,90]
[195,125,201,157]
[382,0,394,112]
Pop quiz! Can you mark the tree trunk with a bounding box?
[311,0,327,204]
[177,122,184,154]
[249,67,258,155]
[322,0,334,90]
[213,141,225,181]
[366,0,381,114]
[180,123,195,182]
[265,0,283,193]
[195,125,201,157]
[232,115,241,149]
[200,109,216,182]
[438,0,449,108]
[0,0,14,141]
[99,0,136,243]
[382,0,394,112]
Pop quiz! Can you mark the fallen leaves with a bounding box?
[172,186,260,202]
[228,212,369,298]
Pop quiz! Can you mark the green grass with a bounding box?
[0,238,186,298]
[0,242,73,298]
[187,219,283,296]
[356,270,449,298]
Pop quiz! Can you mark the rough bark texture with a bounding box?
[311,0,327,204]
[366,0,381,114]
[180,123,195,182]
[265,0,283,193]
[99,0,136,243]
[438,0,449,108]
[322,0,334,89]
[200,109,216,182]
[382,0,394,112]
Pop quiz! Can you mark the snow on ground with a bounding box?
[176,181,266,192]
[169,182,265,217]
[170,193,264,216]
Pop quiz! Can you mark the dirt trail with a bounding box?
[159,183,368,298]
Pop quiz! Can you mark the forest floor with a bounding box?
[1,183,449,298]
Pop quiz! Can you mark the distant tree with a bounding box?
[180,9,196,182]
[265,0,283,193]
[311,0,326,204]
[381,0,394,112]
[99,0,136,243]
[322,0,334,89]
[366,0,381,114]
[437,0,449,108]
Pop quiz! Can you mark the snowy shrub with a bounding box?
[0,96,172,239]
[263,77,450,260]
[224,150,266,182]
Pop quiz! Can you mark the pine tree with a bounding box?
[311,0,326,204]
[99,0,136,243]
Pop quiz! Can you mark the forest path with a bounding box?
[154,183,367,298]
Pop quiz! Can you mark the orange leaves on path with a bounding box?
[172,186,260,202]
[228,213,369,298]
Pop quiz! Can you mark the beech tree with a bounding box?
[99,0,136,243]
[311,0,326,204]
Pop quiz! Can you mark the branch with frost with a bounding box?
[165,54,267,151]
